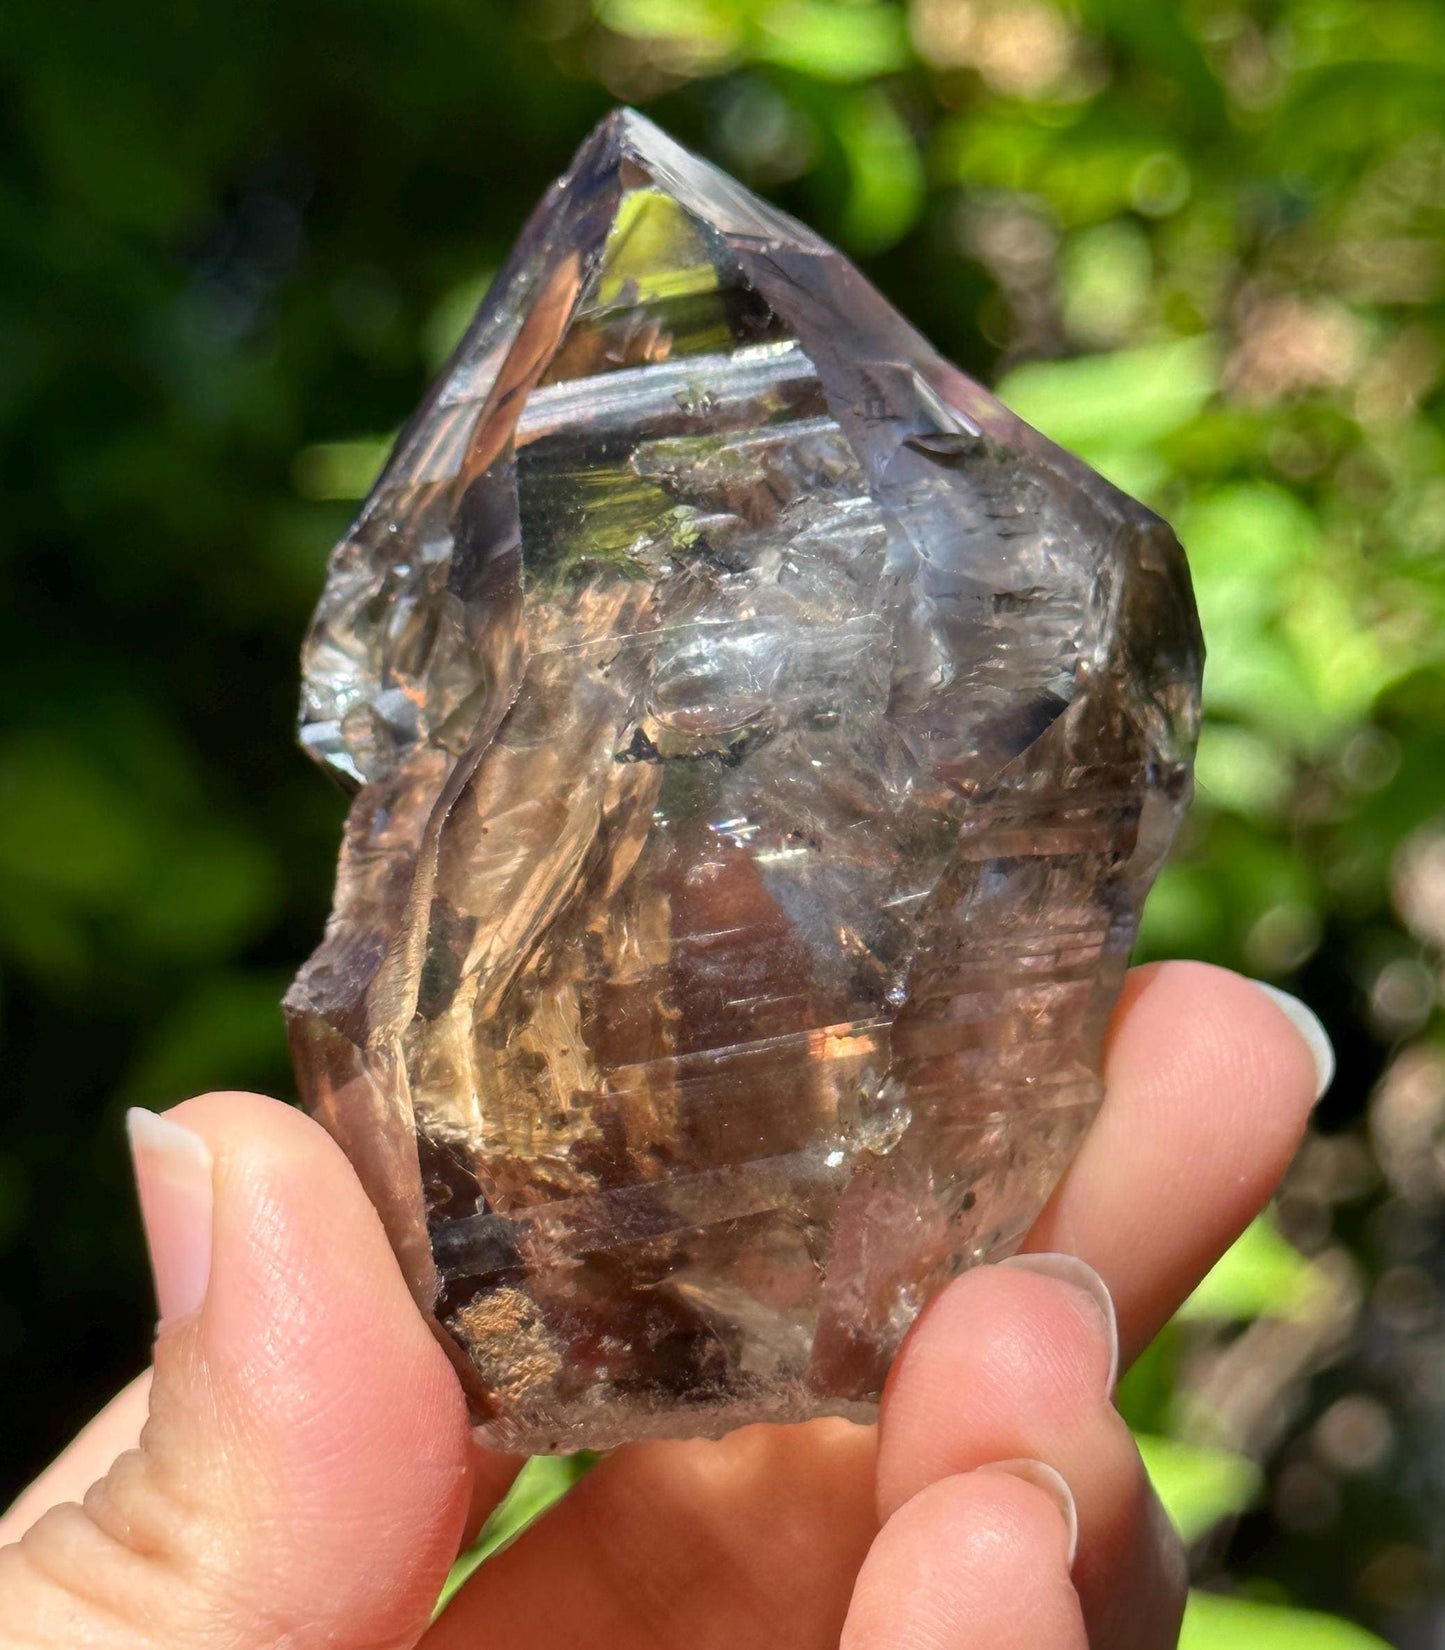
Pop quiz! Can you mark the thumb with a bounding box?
[0,1093,473,1650]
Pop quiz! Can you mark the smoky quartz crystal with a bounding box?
[285,109,1202,1452]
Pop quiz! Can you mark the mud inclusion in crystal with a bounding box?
[285,109,1202,1453]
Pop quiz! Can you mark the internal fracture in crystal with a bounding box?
[285,109,1202,1453]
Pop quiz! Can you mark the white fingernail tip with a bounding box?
[977,1458,1079,1568]
[998,1250,1119,1395]
[1252,982,1336,1102]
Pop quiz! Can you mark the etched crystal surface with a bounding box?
[285,110,1202,1452]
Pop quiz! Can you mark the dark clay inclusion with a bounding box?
[285,109,1202,1453]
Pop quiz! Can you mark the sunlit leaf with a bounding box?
[834,88,924,251]
[998,336,1218,456]
[1193,722,1293,821]
[1179,482,1319,583]
[1136,863,1225,958]
[1282,572,1403,726]
[945,113,1180,228]
[1070,447,1170,502]
[1178,1216,1327,1324]
[754,0,910,82]
[597,0,740,53]
[1060,220,1153,346]
[1175,483,1357,750]
[1135,1433,1261,1542]
[1179,1590,1392,1650]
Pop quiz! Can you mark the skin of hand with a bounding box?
[0,960,1332,1650]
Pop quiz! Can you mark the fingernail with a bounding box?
[976,1458,1079,1568]
[127,1108,214,1323]
[998,1251,1119,1394]
[1250,981,1335,1103]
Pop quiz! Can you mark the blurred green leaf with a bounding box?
[1180,483,1319,584]
[1282,573,1400,727]
[595,0,911,82]
[424,272,497,370]
[945,113,1184,228]
[834,88,924,251]
[755,1,910,82]
[0,734,153,901]
[129,829,278,959]
[1178,1216,1327,1324]
[1114,1325,1181,1435]
[1136,1434,1262,1542]
[1136,863,1225,959]
[999,337,1218,457]
[597,0,739,51]
[1076,0,1225,117]
[1180,1590,1393,1650]
[1194,723,1294,821]
[1176,484,1362,750]
[1060,221,1153,346]
[0,881,91,985]
[293,437,394,502]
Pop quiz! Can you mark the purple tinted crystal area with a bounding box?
[285,110,1202,1452]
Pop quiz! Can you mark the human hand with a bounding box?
[0,961,1331,1650]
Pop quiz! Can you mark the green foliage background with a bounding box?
[2,0,1444,1641]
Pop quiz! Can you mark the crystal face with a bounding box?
[285,109,1202,1453]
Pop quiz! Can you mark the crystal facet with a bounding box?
[286,110,1202,1452]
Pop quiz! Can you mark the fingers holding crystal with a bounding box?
[877,1255,1187,1650]
[1024,959,1330,1366]
[0,1093,475,1650]
[847,954,1327,1650]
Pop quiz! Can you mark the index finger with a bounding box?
[1024,960,1332,1366]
